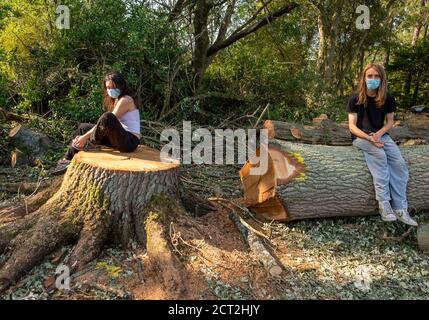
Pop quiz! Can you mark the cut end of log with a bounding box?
[312,114,329,124]
[11,148,30,168]
[8,124,22,138]
[263,120,276,139]
[74,144,179,172]
[239,143,306,221]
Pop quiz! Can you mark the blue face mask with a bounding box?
[107,88,121,98]
[366,79,381,90]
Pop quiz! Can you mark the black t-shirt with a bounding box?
[346,92,396,139]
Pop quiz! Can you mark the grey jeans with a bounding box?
[353,134,409,210]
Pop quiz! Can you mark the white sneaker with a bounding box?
[394,209,418,227]
[378,201,397,222]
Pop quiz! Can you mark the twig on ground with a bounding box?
[379,227,414,241]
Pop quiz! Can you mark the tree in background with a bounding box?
[0,0,427,127]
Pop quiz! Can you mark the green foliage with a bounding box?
[387,39,429,108]
[0,0,187,120]
[0,0,426,138]
[0,72,8,107]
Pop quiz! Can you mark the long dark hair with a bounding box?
[102,72,135,112]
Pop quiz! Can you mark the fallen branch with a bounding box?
[208,197,264,224]
[228,211,282,277]
[0,179,53,194]
[0,108,28,122]
[75,281,130,299]
[0,177,61,224]
[379,227,414,241]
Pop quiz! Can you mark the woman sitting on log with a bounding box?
[53,72,141,175]
[346,63,417,226]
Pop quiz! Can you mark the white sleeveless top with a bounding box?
[119,109,141,138]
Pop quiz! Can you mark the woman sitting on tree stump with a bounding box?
[53,72,141,175]
[346,63,417,226]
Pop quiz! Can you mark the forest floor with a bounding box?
[0,162,428,300]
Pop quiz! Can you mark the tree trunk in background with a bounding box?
[405,0,426,97]
[192,0,213,91]
[359,49,365,79]
[412,71,421,105]
[188,1,298,92]
[314,0,344,86]
[317,14,327,77]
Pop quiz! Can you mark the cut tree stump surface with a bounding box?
[74,145,179,172]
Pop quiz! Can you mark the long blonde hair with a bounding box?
[356,63,387,108]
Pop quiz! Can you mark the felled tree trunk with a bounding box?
[264,117,429,146]
[264,119,352,145]
[9,125,60,162]
[240,140,429,221]
[0,145,185,293]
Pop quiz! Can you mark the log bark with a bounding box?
[264,119,352,146]
[0,145,184,293]
[240,139,429,221]
[9,125,59,161]
[417,224,429,252]
[264,115,429,146]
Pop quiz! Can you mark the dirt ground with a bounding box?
[0,163,428,300]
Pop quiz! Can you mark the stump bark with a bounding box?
[240,140,429,221]
[0,145,184,293]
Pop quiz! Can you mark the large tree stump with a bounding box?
[0,145,184,293]
[240,140,429,221]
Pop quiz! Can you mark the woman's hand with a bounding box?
[368,134,384,148]
[371,131,383,143]
[72,135,89,148]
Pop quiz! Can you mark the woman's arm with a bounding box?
[72,126,95,148]
[348,113,371,140]
[372,112,394,141]
[112,96,135,119]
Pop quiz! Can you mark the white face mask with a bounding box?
[107,88,121,98]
